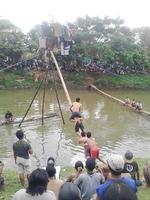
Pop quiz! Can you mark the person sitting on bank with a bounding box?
[135,101,143,111]
[124,97,131,105]
[5,110,13,123]
[70,97,82,120]
[131,99,136,108]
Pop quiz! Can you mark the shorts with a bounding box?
[91,147,100,160]
[70,112,81,120]
[16,157,31,175]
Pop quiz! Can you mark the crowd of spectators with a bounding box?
[0,129,150,199]
[0,56,145,75]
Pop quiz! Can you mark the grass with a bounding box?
[0,71,150,89]
[0,158,150,200]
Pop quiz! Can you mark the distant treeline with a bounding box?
[0,16,150,71]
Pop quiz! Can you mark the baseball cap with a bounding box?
[125,151,133,161]
[107,154,124,172]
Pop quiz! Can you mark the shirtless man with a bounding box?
[78,131,90,158]
[86,131,100,160]
[70,97,82,120]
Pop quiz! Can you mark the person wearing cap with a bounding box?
[96,154,137,200]
[74,158,105,200]
[122,151,140,184]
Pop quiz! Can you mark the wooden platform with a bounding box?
[0,113,58,126]
[90,84,150,116]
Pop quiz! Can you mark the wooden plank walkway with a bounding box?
[0,112,58,126]
[90,84,150,116]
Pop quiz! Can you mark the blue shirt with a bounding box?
[96,177,137,200]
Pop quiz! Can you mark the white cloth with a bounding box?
[12,189,56,200]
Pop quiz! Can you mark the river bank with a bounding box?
[0,71,150,90]
[0,158,150,200]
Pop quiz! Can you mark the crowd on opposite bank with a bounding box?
[124,97,143,111]
[0,56,145,75]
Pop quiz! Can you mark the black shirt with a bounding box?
[122,161,139,180]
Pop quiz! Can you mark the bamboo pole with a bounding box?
[50,51,72,106]
[90,84,150,116]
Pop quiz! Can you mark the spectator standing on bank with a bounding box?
[13,130,33,187]
[74,158,104,200]
[96,154,137,200]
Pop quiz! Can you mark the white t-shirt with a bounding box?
[12,189,56,200]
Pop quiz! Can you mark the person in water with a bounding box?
[70,97,82,120]
[86,131,100,160]
[5,111,13,123]
[78,131,90,158]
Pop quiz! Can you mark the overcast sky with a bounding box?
[0,0,150,33]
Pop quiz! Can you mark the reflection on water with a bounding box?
[0,89,150,169]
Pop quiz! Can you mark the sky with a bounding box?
[0,0,150,33]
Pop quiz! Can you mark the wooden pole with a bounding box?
[90,84,150,116]
[50,51,72,106]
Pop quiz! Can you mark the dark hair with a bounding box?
[47,157,55,166]
[58,182,81,200]
[81,131,86,137]
[125,151,133,160]
[26,168,48,196]
[74,161,84,171]
[86,132,91,138]
[86,158,95,171]
[103,181,137,200]
[46,164,56,178]
[16,130,24,140]
[76,97,80,102]
[143,161,150,187]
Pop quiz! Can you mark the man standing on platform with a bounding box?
[13,130,33,186]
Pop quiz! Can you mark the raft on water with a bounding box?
[90,84,150,116]
[0,112,58,126]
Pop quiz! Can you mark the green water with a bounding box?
[0,88,150,169]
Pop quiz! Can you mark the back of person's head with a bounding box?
[74,161,84,171]
[103,182,137,200]
[96,162,110,180]
[86,158,95,171]
[81,131,86,137]
[47,156,55,166]
[87,131,91,138]
[143,161,150,187]
[125,151,133,161]
[26,168,48,196]
[58,182,82,200]
[46,164,56,178]
[76,97,80,102]
[16,130,24,140]
[107,154,124,176]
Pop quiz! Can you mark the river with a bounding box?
[0,88,150,169]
